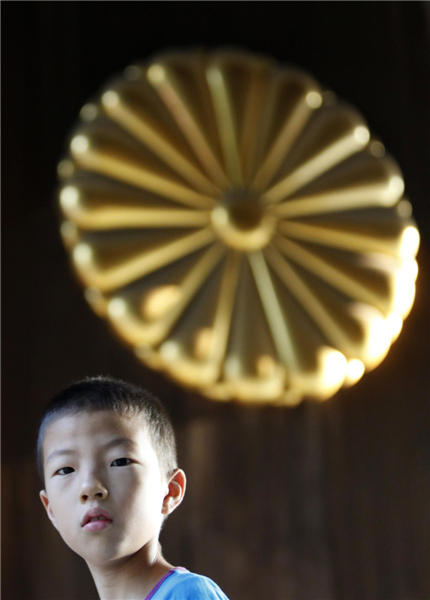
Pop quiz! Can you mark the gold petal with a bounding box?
[277,211,419,259]
[262,104,370,203]
[147,51,230,189]
[71,227,216,292]
[107,243,225,346]
[265,246,392,368]
[220,257,286,401]
[251,69,321,191]
[272,152,404,218]
[158,252,238,386]
[273,235,416,317]
[100,81,220,196]
[59,178,211,230]
[70,123,216,209]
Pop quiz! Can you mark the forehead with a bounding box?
[42,410,150,456]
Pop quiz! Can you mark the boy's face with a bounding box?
[39,410,173,567]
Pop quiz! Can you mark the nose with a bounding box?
[80,477,108,502]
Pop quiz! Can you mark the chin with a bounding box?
[81,547,126,567]
[83,539,149,567]
[61,534,121,566]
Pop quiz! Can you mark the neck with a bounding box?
[87,541,174,600]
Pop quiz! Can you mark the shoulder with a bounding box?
[155,569,230,600]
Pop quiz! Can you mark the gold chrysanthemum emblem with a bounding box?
[58,49,419,405]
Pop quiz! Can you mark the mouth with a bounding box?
[81,508,113,532]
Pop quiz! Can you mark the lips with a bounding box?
[81,507,113,529]
[83,518,112,532]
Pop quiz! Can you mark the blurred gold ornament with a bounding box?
[58,48,419,405]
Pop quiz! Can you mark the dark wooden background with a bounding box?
[2,3,429,599]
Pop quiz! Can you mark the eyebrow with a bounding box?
[45,437,138,465]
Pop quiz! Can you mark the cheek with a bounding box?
[50,500,83,553]
[111,468,141,497]
[47,485,76,532]
[115,472,164,522]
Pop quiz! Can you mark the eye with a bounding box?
[111,457,133,467]
[56,467,74,476]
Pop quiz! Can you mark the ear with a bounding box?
[39,490,59,531]
[161,469,186,516]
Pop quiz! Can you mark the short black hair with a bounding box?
[37,376,177,488]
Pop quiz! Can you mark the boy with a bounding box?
[38,376,230,600]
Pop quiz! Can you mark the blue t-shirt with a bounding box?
[145,568,230,600]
